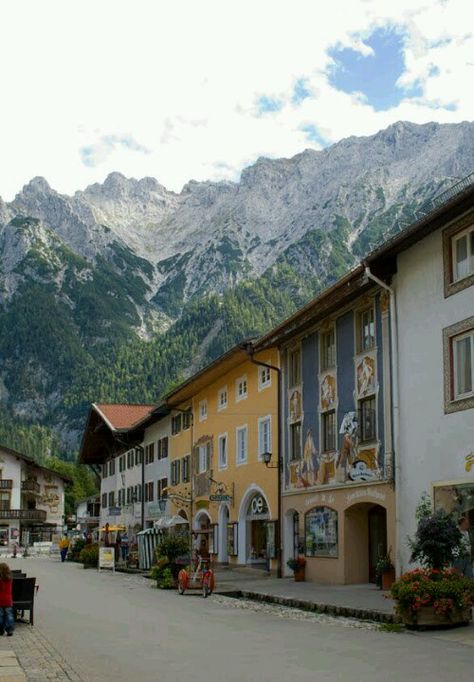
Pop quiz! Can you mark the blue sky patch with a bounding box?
[256,95,283,114]
[301,124,327,147]
[292,78,312,104]
[328,27,422,111]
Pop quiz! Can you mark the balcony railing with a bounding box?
[0,509,47,522]
[0,479,13,490]
[21,480,41,494]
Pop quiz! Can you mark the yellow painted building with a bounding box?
[165,345,280,573]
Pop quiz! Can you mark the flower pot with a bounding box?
[381,568,396,591]
[294,567,305,582]
[398,605,472,630]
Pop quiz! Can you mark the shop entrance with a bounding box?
[246,493,270,568]
[344,503,387,584]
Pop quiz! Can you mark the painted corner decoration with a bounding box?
[356,356,375,397]
[320,374,336,410]
[289,389,302,423]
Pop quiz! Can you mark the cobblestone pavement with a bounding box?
[0,622,84,682]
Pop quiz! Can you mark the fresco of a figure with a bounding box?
[357,356,375,397]
[289,389,302,423]
[320,374,336,411]
[336,412,358,483]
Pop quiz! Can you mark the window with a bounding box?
[236,376,248,401]
[119,455,125,472]
[108,491,115,507]
[198,443,210,474]
[145,482,154,502]
[218,434,228,469]
[258,365,271,390]
[258,416,272,459]
[320,328,336,371]
[0,492,10,511]
[443,317,474,413]
[157,477,168,500]
[289,422,302,461]
[109,459,115,476]
[357,306,375,352]
[182,455,190,483]
[453,225,474,282]
[171,460,181,486]
[217,387,228,411]
[171,414,182,435]
[236,426,248,465]
[102,463,108,479]
[182,411,191,430]
[305,507,338,557]
[102,493,107,508]
[322,411,336,452]
[288,348,301,387]
[127,451,134,468]
[359,396,376,442]
[453,331,474,399]
[199,400,208,421]
[157,437,169,460]
[145,443,155,465]
[135,449,142,466]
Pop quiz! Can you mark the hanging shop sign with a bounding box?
[108,507,122,516]
[209,494,232,502]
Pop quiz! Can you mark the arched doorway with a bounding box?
[193,510,211,556]
[283,509,300,576]
[238,487,271,568]
[344,503,387,583]
[218,504,229,564]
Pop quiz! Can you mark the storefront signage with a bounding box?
[345,487,386,504]
[108,507,122,516]
[98,547,115,572]
[210,494,232,502]
[304,493,336,507]
[147,504,165,518]
[348,461,378,483]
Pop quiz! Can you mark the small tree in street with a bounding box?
[409,508,462,570]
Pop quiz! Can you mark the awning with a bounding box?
[154,515,189,529]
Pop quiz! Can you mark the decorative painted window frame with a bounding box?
[258,362,272,391]
[217,386,228,411]
[442,211,474,298]
[443,315,474,413]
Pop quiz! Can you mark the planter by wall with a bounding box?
[399,605,472,629]
[294,568,305,582]
[381,568,396,591]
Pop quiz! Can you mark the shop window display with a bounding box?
[305,506,338,557]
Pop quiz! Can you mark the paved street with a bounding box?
[4,558,474,682]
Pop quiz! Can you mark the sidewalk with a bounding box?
[214,568,398,623]
[0,622,84,682]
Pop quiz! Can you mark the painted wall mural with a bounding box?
[356,355,375,397]
[289,389,302,423]
[320,374,336,410]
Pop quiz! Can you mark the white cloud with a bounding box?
[0,0,472,200]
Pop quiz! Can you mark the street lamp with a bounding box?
[157,497,167,513]
[261,451,280,469]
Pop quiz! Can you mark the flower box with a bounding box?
[399,605,472,629]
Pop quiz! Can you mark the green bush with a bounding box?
[155,535,189,563]
[68,538,86,562]
[409,509,462,570]
[150,562,175,589]
[391,568,474,616]
[79,543,99,567]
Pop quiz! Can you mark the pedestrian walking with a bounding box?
[453,517,473,578]
[0,563,14,636]
[59,537,70,563]
[120,533,129,563]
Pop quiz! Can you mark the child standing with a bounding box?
[0,563,14,636]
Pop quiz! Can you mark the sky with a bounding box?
[0,0,473,200]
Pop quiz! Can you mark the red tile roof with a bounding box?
[93,403,155,431]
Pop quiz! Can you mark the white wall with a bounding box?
[395,226,474,571]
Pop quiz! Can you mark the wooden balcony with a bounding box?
[21,480,41,494]
[0,509,47,522]
[0,479,13,490]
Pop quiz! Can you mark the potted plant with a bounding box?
[375,549,396,590]
[287,556,306,582]
[391,505,473,628]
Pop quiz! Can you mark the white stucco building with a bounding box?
[367,181,474,572]
[0,444,70,545]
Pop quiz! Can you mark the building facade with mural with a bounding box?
[0,444,71,545]
[165,345,280,573]
[258,271,396,584]
[367,182,474,572]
